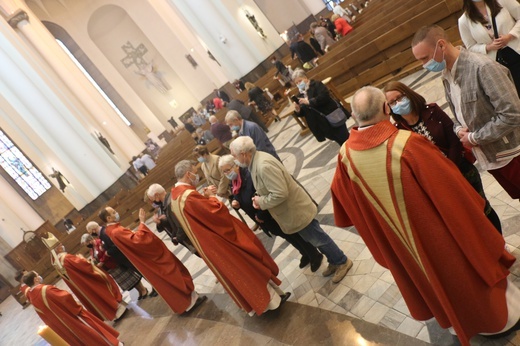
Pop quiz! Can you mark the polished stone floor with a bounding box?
[1,69,520,345]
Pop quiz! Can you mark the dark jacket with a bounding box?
[211,121,232,143]
[290,40,317,63]
[296,80,348,143]
[216,90,231,103]
[99,226,137,271]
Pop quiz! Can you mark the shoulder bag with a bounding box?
[309,100,349,127]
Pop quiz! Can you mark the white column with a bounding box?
[0,16,123,209]
[0,175,44,247]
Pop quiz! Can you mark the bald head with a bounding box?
[209,115,218,124]
[351,86,388,125]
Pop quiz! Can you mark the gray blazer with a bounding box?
[249,151,316,234]
[443,48,520,163]
[240,120,280,161]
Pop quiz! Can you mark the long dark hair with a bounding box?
[383,81,426,125]
[463,0,502,24]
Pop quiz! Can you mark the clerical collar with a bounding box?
[357,124,375,130]
[175,181,192,187]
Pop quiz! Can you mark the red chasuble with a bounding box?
[170,184,281,315]
[331,121,515,345]
[105,222,194,314]
[26,284,119,346]
[54,254,122,321]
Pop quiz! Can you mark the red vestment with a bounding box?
[331,121,515,345]
[105,222,194,313]
[53,253,122,321]
[26,284,119,346]
[170,184,280,315]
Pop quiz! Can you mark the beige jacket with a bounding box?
[249,150,316,234]
[201,154,230,198]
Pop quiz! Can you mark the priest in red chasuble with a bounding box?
[51,243,124,321]
[99,206,206,314]
[23,271,121,346]
[170,160,290,316]
[330,87,520,346]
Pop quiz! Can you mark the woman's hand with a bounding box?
[298,98,309,105]
[293,102,301,112]
[231,200,240,208]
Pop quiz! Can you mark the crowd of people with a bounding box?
[19,0,520,345]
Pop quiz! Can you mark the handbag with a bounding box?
[491,16,520,67]
[310,101,348,127]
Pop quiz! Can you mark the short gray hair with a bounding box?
[175,160,195,179]
[218,154,235,169]
[230,136,256,155]
[80,233,93,246]
[209,115,218,124]
[86,221,99,231]
[147,183,165,198]
[351,86,386,123]
[292,68,307,81]
[225,110,242,122]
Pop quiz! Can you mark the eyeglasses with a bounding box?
[388,94,405,107]
[221,165,235,175]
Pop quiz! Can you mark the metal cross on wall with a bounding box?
[120,41,148,68]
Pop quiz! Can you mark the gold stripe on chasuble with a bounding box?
[342,131,426,275]
[91,263,119,301]
[42,285,80,339]
[171,189,246,311]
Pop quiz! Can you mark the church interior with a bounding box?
[0,0,519,345]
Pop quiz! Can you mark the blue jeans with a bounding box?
[297,219,347,265]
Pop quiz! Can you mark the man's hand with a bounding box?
[152,214,165,224]
[231,200,240,209]
[139,208,146,223]
[459,131,476,149]
[203,185,217,197]
[252,196,261,209]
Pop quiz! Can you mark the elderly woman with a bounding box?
[383,81,502,233]
[218,155,324,271]
[193,145,230,198]
[81,230,148,299]
[458,0,520,92]
[292,68,349,145]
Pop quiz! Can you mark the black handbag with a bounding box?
[491,16,520,67]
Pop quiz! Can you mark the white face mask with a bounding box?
[114,212,120,222]
[189,172,200,186]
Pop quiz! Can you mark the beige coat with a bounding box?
[249,150,316,234]
[201,154,230,198]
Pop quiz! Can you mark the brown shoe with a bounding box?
[332,259,353,284]
[322,264,339,277]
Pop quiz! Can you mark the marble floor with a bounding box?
[1,69,520,346]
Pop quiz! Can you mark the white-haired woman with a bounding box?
[292,69,349,145]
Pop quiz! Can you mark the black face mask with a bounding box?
[152,201,163,209]
[86,244,93,248]
[90,232,98,237]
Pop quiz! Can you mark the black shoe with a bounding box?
[280,292,291,305]
[149,289,159,298]
[113,308,128,323]
[182,295,207,315]
[137,289,148,300]
[310,253,324,272]
[299,256,310,269]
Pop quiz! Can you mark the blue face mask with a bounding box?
[225,170,238,181]
[423,41,446,72]
[297,81,307,92]
[197,156,206,163]
[391,96,412,115]
[231,125,240,132]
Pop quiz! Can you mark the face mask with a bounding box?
[391,96,412,115]
[231,125,240,132]
[86,244,93,248]
[297,81,307,92]
[234,159,248,168]
[114,212,120,222]
[197,156,206,163]
[38,275,43,283]
[189,172,200,186]
[90,232,98,237]
[226,170,238,181]
[61,246,66,252]
[423,41,446,72]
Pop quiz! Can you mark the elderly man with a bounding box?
[170,160,289,316]
[225,99,269,132]
[145,183,197,254]
[50,243,125,322]
[209,115,233,146]
[331,86,520,345]
[225,110,280,161]
[412,25,520,200]
[99,206,206,314]
[23,271,121,346]
[230,136,352,284]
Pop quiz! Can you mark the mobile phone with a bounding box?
[291,95,299,103]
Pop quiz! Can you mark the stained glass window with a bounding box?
[0,129,50,200]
